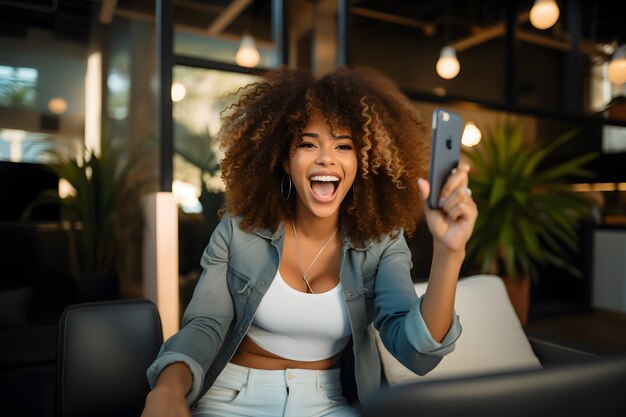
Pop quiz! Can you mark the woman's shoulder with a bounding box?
[348,228,407,258]
[215,213,275,247]
[216,213,252,238]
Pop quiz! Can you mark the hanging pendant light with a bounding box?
[608,44,626,85]
[235,34,260,68]
[530,0,560,30]
[436,46,460,80]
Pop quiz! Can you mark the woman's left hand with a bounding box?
[418,163,478,253]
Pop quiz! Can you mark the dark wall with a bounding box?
[0,161,59,222]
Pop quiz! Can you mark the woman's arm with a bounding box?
[142,363,192,417]
[145,215,236,408]
[372,228,461,376]
[420,244,465,342]
[418,163,478,342]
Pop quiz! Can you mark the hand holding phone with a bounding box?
[428,109,463,209]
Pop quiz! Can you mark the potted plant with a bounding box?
[464,120,597,325]
[174,123,223,233]
[24,139,155,301]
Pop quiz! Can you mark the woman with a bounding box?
[141,66,477,417]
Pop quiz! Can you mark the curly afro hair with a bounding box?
[218,65,429,244]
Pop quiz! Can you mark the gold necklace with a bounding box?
[291,219,339,294]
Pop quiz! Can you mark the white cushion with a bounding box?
[375,275,542,385]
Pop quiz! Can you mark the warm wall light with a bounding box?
[462,122,482,147]
[85,52,102,157]
[571,183,626,192]
[436,46,460,80]
[171,81,187,102]
[530,0,560,30]
[48,97,68,114]
[608,44,626,85]
[591,183,618,192]
[235,34,260,68]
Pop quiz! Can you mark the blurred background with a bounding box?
[1,1,626,415]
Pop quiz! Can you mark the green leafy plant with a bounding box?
[23,140,155,281]
[464,120,598,283]
[174,122,223,229]
[174,123,220,180]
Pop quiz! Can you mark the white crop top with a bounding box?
[246,270,352,362]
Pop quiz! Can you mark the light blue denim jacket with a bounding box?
[147,214,461,405]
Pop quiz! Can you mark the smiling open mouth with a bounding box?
[310,175,340,198]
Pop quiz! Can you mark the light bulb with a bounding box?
[235,34,260,68]
[608,44,626,85]
[530,0,560,30]
[171,81,187,102]
[462,122,482,147]
[436,46,460,80]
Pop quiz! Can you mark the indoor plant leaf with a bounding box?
[23,139,156,282]
[466,120,597,285]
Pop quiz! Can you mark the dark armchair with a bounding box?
[57,299,163,417]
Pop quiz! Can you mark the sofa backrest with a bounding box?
[376,274,542,385]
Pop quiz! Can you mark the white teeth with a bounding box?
[310,175,339,182]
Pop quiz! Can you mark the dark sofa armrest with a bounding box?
[528,334,600,367]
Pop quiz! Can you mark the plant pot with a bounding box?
[502,275,530,327]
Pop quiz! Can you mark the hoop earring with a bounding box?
[281,174,292,200]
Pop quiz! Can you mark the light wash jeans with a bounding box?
[191,362,360,417]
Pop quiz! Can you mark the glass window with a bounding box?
[0,65,38,108]
[172,66,259,215]
[0,32,86,164]
[174,67,259,312]
[0,129,54,163]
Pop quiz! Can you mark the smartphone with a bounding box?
[428,108,463,209]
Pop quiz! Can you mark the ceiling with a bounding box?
[353,0,626,45]
[0,0,624,56]
[0,0,95,40]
